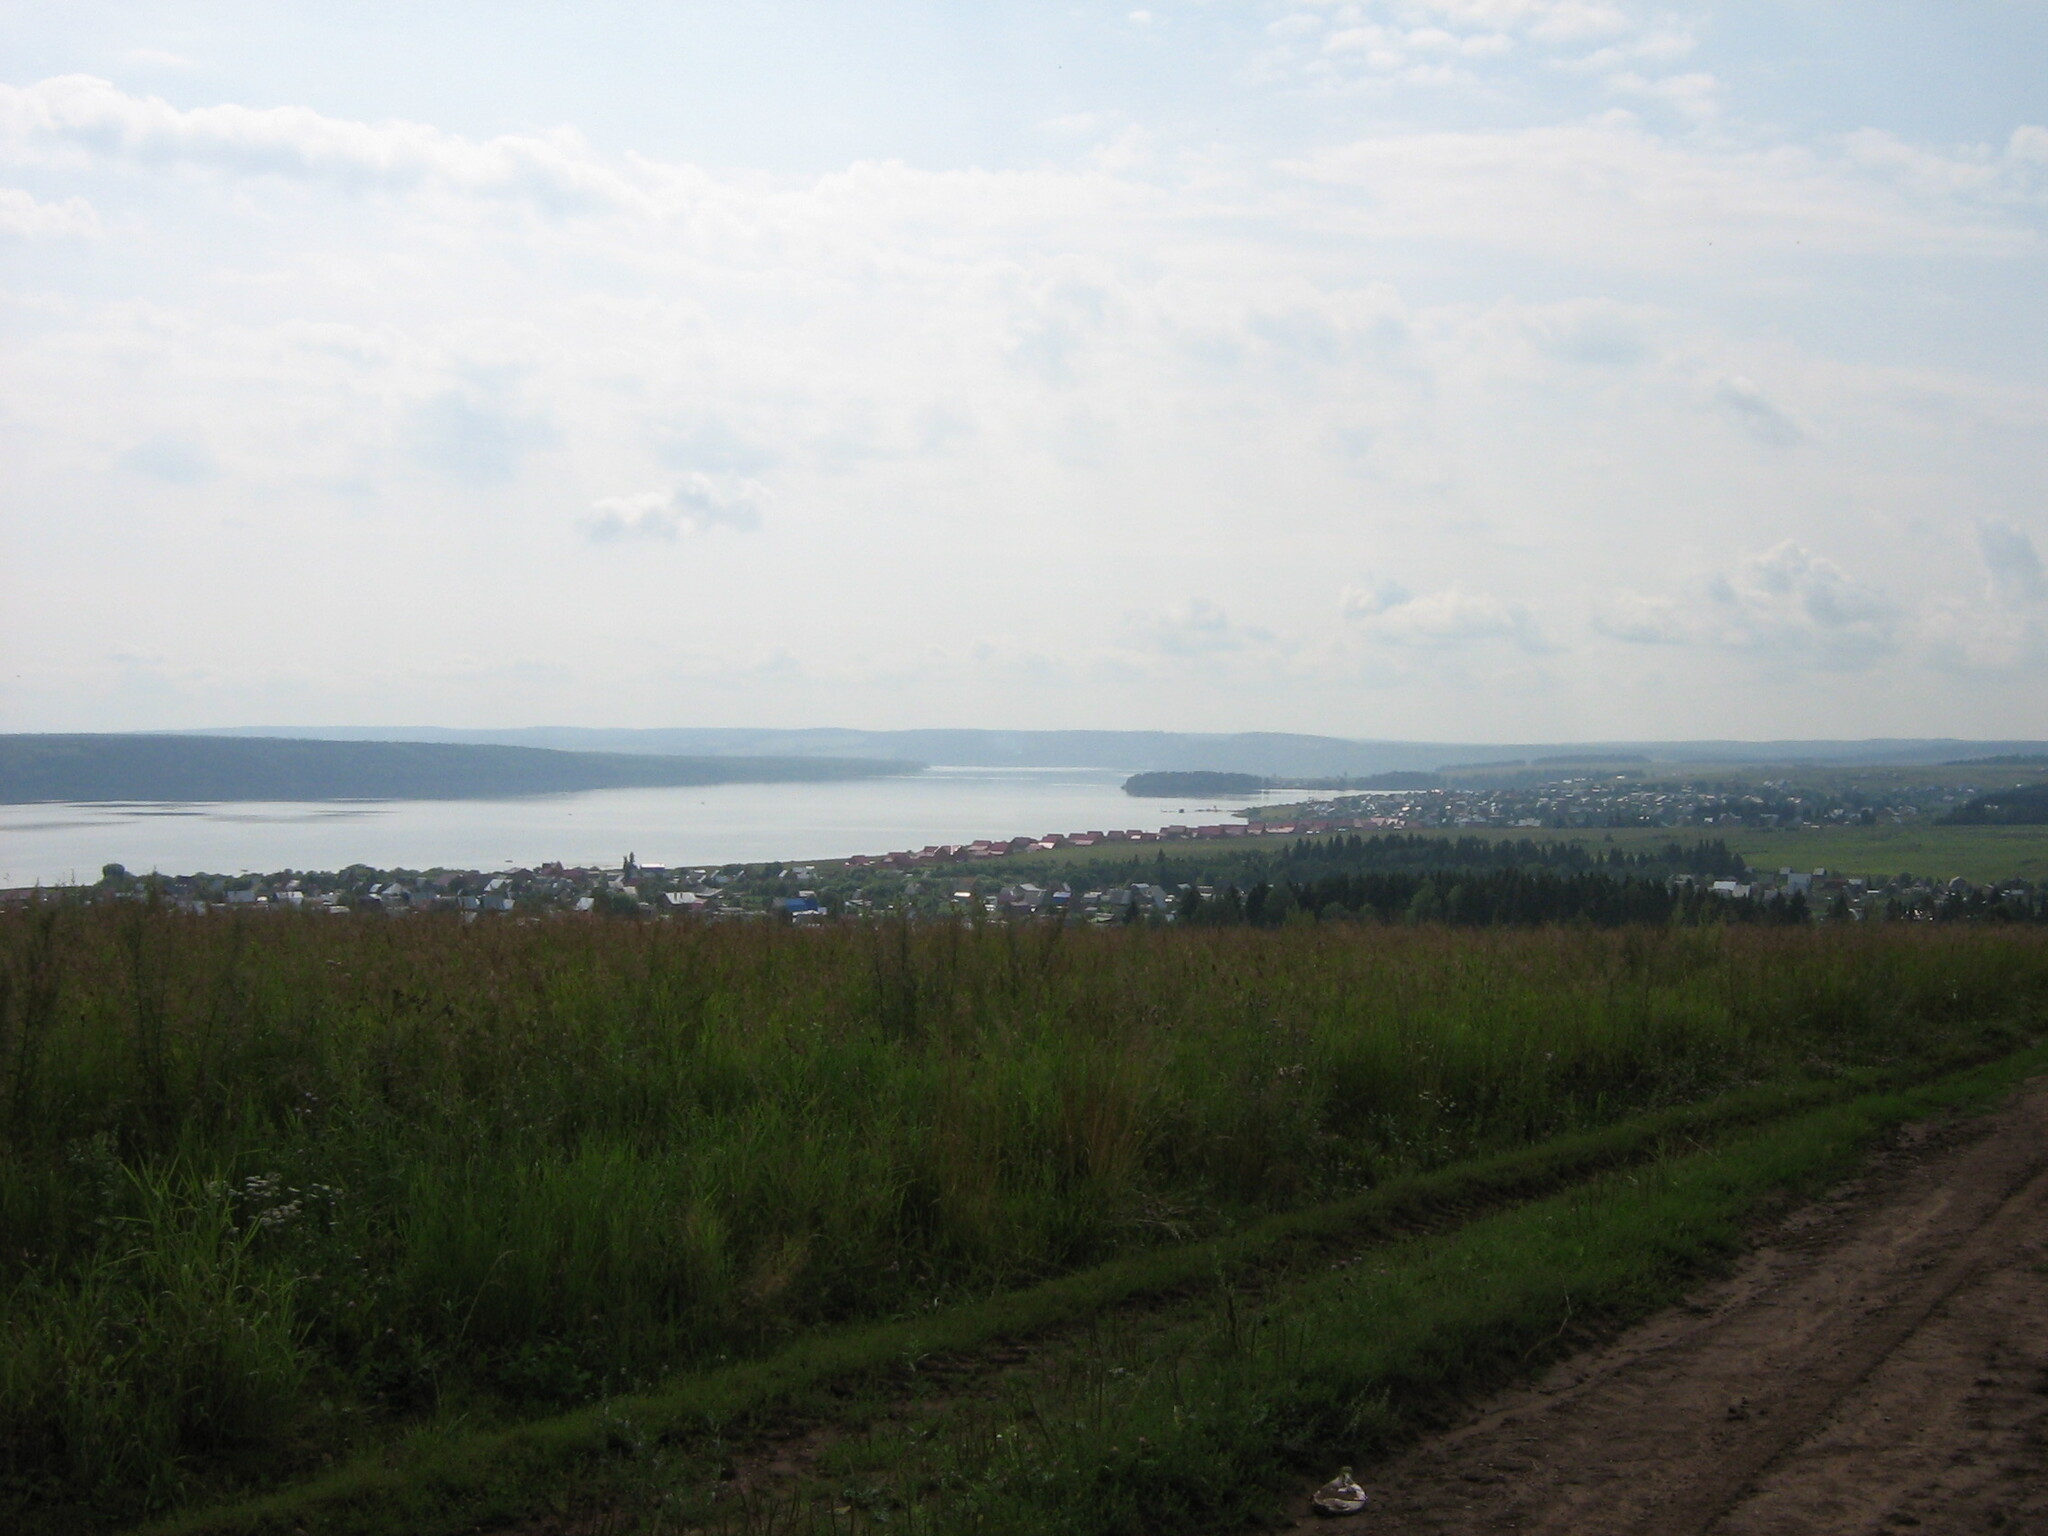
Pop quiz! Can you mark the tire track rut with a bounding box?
[1295,1078,2048,1535]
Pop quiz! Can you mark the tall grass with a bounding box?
[758,1059,2032,1536]
[2,907,2044,1525]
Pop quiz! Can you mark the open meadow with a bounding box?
[1711,822,2048,885]
[3,904,2047,1532]
[1321,823,2048,888]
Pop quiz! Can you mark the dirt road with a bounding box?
[1298,1078,2048,1535]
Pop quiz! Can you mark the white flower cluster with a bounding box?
[204,1171,343,1231]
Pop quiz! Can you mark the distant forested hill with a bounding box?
[0,735,918,803]
[191,725,2048,773]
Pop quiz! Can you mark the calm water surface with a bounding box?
[0,768,1296,886]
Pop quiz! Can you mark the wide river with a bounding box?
[0,768,1300,886]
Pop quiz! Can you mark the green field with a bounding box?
[1518,822,2048,885]
[1719,823,2048,883]
[4,907,2047,1532]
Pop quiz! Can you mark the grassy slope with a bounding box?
[138,1038,2048,1536]
[872,1042,2048,1536]
[8,913,2044,1531]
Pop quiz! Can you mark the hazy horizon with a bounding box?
[37,723,2048,769]
[5,3,2045,741]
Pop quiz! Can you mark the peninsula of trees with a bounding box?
[1122,770,1269,797]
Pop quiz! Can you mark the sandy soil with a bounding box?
[1295,1078,2048,1536]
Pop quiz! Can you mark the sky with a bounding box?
[3,1,2046,743]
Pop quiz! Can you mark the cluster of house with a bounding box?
[12,856,2036,927]
[1684,868,1870,907]
[1680,867,2039,920]
[991,882,1181,920]
[1282,776,1975,833]
[843,815,1387,869]
[7,858,756,919]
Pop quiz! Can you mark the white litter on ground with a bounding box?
[1312,1466,1370,1516]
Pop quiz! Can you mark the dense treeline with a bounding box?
[1211,835,1747,928]
[1272,831,1746,878]
[993,833,1746,902]
[1181,867,1801,928]
[1173,835,2048,928]
[1911,884,2048,922]
[1944,781,2048,825]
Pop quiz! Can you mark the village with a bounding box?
[10,763,2040,925]
[37,833,2039,933]
[1254,769,1985,833]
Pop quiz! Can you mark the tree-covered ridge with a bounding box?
[0,734,918,803]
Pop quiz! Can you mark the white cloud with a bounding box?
[1518,2,1632,43]
[118,434,217,484]
[1344,581,1548,651]
[1340,575,1414,620]
[1518,297,1655,365]
[1038,111,1113,138]
[3,50,2047,739]
[1714,376,1806,446]
[1599,543,1900,671]
[656,418,779,476]
[1606,70,1720,123]
[121,48,200,71]
[404,390,557,487]
[1283,120,2034,262]
[0,184,98,235]
[584,475,763,542]
[1119,598,1275,660]
[1978,520,2048,609]
[0,75,650,213]
[1589,590,1685,646]
[1268,2,1657,90]
[1841,126,2048,208]
[1739,543,1893,637]
[0,74,2032,276]
[1921,522,2048,673]
[1566,26,1696,73]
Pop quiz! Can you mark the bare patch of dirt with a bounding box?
[1294,1078,2048,1536]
